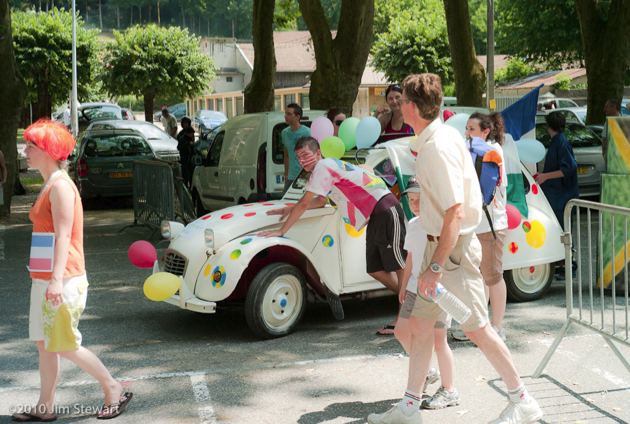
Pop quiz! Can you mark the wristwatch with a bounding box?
[430,262,444,273]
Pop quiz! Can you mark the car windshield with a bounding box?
[576,111,586,122]
[199,111,225,120]
[83,135,152,158]
[536,122,601,149]
[82,106,121,120]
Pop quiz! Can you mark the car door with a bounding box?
[196,131,226,211]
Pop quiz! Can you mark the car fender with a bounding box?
[194,235,337,302]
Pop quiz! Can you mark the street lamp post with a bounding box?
[71,0,78,137]
[487,0,495,111]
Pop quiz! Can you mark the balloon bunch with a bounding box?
[128,240,181,302]
[310,116,383,160]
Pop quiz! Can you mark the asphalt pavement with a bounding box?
[0,196,628,424]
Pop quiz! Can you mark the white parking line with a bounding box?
[190,374,217,424]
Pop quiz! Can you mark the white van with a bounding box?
[191,111,326,214]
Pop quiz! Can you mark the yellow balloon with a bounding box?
[144,272,181,301]
[525,220,546,249]
[345,223,365,238]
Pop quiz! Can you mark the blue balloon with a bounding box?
[516,138,546,163]
[355,116,382,149]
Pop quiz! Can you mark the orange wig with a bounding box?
[24,119,76,162]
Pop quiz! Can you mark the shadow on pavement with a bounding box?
[298,398,398,424]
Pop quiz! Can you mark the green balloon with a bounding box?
[321,136,345,159]
[338,117,360,150]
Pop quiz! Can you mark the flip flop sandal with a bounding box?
[375,325,396,336]
[12,412,57,422]
[97,389,133,420]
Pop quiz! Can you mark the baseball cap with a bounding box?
[401,177,421,195]
[162,106,168,111]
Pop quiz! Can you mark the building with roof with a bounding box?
[495,68,587,97]
[188,32,395,119]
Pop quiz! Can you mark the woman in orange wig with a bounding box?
[13,120,132,422]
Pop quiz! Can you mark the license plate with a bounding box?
[577,166,588,174]
[110,172,132,178]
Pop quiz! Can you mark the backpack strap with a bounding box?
[483,204,497,239]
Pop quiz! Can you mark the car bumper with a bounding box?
[164,294,217,313]
[77,178,133,199]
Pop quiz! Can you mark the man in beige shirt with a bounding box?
[160,107,178,138]
[368,73,542,424]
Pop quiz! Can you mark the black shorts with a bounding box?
[366,204,407,273]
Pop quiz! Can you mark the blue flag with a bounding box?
[501,84,543,141]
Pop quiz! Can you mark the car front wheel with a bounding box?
[245,263,307,339]
[505,262,556,302]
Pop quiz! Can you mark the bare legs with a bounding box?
[488,279,507,330]
[433,329,454,392]
[406,317,436,392]
[31,341,123,414]
[370,269,405,329]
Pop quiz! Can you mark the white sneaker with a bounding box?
[367,405,423,424]
[423,366,440,392]
[492,324,507,342]
[488,398,543,424]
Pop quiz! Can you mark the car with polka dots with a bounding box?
[157,138,565,339]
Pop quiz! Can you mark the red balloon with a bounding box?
[506,203,522,230]
[128,240,157,268]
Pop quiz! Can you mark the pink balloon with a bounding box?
[128,240,157,268]
[310,116,334,143]
[506,203,522,230]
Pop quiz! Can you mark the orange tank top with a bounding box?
[29,173,86,280]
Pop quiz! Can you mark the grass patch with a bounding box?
[22,177,44,192]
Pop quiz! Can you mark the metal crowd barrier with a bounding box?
[174,176,197,225]
[534,199,630,377]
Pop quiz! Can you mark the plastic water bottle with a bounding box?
[432,283,472,324]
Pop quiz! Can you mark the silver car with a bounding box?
[536,118,604,198]
[86,120,180,162]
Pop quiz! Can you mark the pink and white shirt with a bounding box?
[307,159,390,230]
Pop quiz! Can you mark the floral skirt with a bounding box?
[29,274,89,352]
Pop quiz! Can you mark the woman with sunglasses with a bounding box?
[13,120,132,422]
[326,108,347,137]
[373,84,414,144]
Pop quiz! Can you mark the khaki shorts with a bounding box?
[29,274,89,352]
[478,230,507,287]
[410,233,488,332]
[399,292,451,328]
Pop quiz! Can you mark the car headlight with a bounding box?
[161,220,185,240]
[204,229,214,248]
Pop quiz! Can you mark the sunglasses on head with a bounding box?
[334,120,344,126]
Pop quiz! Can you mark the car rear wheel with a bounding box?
[505,262,556,302]
[245,263,307,339]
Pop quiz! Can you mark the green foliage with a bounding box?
[443,84,456,97]
[553,72,571,91]
[100,25,215,101]
[494,57,536,85]
[371,1,451,84]
[12,9,101,107]
[496,0,583,69]
[571,83,586,89]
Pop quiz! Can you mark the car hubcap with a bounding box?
[512,263,551,294]
[261,275,303,331]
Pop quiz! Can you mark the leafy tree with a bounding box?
[0,0,28,218]
[575,0,630,125]
[12,9,100,121]
[496,0,582,70]
[100,25,215,122]
[443,0,485,107]
[371,4,451,84]
[494,56,536,85]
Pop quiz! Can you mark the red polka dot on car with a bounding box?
[221,214,234,219]
[202,215,212,220]
[244,212,256,217]
[529,266,535,273]
[532,184,538,195]
[285,203,295,206]
[263,203,274,206]
[243,204,254,207]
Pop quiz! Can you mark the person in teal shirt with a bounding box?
[281,103,311,194]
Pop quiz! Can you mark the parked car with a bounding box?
[77,102,123,133]
[121,108,136,120]
[538,98,579,110]
[153,103,187,122]
[535,118,604,197]
[193,110,227,138]
[69,128,156,199]
[87,120,179,162]
[191,111,326,215]
[156,137,564,338]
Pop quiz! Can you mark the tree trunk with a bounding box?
[157,1,160,26]
[297,0,374,115]
[130,5,133,26]
[576,0,630,125]
[0,0,28,219]
[443,0,485,107]
[98,0,102,29]
[244,0,276,113]
[139,4,142,22]
[85,0,88,25]
[182,6,185,28]
[117,6,120,29]
[144,92,156,123]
